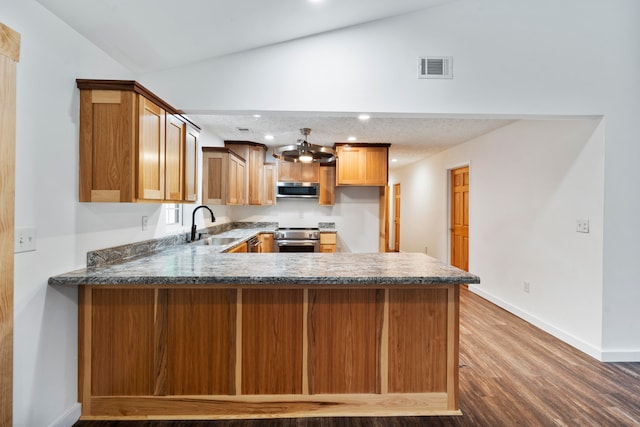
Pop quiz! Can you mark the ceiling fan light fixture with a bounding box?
[272,128,336,164]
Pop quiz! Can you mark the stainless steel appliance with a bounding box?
[276,182,319,199]
[273,227,320,252]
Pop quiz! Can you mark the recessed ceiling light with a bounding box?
[358,114,370,121]
[391,158,398,162]
[252,114,261,118]
[347,136,357,142]
[265,134,274,141]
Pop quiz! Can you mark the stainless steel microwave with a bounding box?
[276,182,319,199]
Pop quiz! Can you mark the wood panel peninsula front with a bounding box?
[49,244,479,421]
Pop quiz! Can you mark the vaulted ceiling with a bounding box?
[37,0,520,169]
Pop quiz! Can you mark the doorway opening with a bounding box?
[450,166,469,271]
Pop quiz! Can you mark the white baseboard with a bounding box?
[48,403,81,427]
[468,285,606,361]
[600,350,640,362]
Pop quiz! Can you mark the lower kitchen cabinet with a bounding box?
[226,242,248,253]
[320,232,337,252]
[259,233,274,253]
[78,284,460,418]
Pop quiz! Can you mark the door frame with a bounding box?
[447,162,470,268]
[393,183,400,252]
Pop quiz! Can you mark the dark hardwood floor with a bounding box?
[73,287,640,427]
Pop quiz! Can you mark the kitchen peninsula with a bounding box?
[49,230,479,420]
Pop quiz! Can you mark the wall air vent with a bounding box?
[236,127,251,133]
[418,56,453,79]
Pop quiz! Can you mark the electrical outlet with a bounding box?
[142,216,148,231]
[523,282,530,293]
[15,227,36,253]
[576,219,590,233]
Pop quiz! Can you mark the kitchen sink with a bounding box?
[193,237,238,246]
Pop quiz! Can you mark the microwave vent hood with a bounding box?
[276,182,319,199]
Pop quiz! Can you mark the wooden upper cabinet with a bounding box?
[201,147,245,205]
[335,143,390,186]
[263,163,276,206]
[164,114,185,201]
[76,79,200,203]
[183,126,199,202]
[276,160,320,183]
[138,96,165,201]
[319,165,336,206]
[224,141,267,205]
[248,146,265,205]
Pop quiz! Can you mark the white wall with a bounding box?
[230,186,380,253]
[391,119,605,356]
[1,1,220,426]
[143,0,640,360]
[3,0,640,425]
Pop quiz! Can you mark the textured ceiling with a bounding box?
[192,113,518,169]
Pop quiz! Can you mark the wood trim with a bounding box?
[153,289,168,396]
[333,142,392,148]
[302,288,309,395]
[85,393,458,419]
[0,23,20,62]
[379,186,386,252]
[201,146,246,162]
[447,285,460,410]
[235,289,242,395]
[0,24,19,426]
[78,288,93,416]
[75,79,200,131]
[380,289,389,394]
[223,140,268,150]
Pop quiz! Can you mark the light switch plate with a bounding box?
[15,227,37,253]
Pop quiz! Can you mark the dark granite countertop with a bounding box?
[49,250,479,287]
[48,222,479,287]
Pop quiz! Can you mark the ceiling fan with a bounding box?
[272,128,336,164]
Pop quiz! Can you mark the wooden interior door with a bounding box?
[450,166,469,271]
[0,21,20,426]
[393,183,401,252]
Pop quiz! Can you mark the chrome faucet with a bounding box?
[190,205,216,242]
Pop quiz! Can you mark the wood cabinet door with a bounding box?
[183,127,198,202]
[248,146,264,205]
[319,165,336,205]
[164,114,185,201]
[137,96,165,201]
[228,154,245,205]
[259,233,274,252]
[277,160,297,182]
[201,150,226,205]
[226,242,248,253]
[236,161,246,204]
[336,146,364,185]
[364,147,388,185]
[300,162,319,182]
[263,163,276,206]
[79,89,136,202]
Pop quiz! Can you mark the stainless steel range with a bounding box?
[273,227,320,253]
